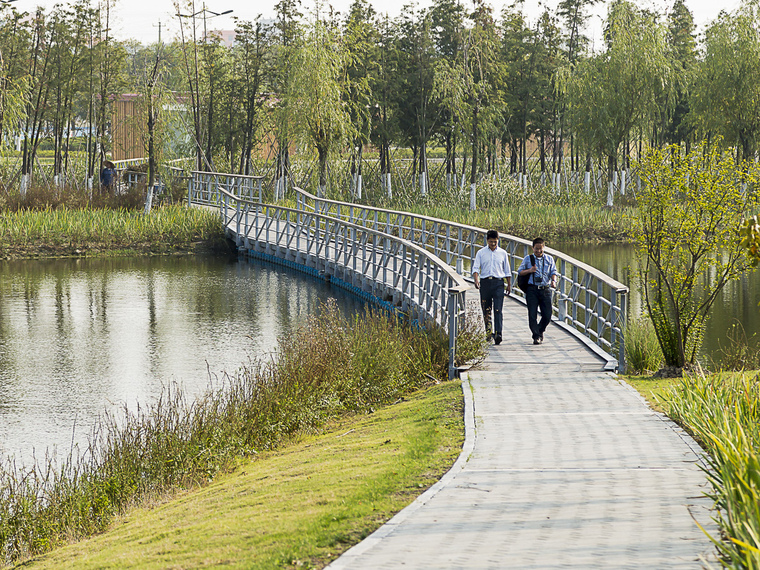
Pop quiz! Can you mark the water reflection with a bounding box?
[0,255,364,466]
[553,241,760,359]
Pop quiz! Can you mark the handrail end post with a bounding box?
[448,291,458,381]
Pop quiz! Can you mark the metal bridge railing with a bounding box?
[292,186,629,372]
[188,170,264,205]
[187,170,628,372]
[190,177,470,380]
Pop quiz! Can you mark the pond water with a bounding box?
[554,241,760,361]
[3,243,755,467]
[0,255,364,467]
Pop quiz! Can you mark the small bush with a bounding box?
[625,314,663,375]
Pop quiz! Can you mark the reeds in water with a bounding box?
[0,204,223,257]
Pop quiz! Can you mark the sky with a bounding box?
[11,0,744,45]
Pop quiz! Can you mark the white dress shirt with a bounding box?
[473,246,511,279]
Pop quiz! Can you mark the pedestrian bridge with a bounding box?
[186,172,720,567]
[187,171,629,376]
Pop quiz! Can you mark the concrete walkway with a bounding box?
[327,295,716,569]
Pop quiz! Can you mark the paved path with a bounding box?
[328,294,716,569]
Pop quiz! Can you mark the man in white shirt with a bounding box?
[472,229,512,345]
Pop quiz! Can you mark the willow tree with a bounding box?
[0,4,29,156]
[270,0,302,199]
[288,15,353,198]
[565,0,673,201]
[691,4,760,162]
[462,0,501,210]
[343,0,378,200]
[430,0,465,193]
[433,0,499,209]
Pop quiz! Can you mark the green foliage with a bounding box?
[691,5,760,161]
[630,143,760,369]
[287,17,353,193]
[565,0,673,166]
[664,372,760,566]
[624,314,664,375]
[0,202,223,257]
[0,301,476,565]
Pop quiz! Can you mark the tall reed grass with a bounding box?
[0,301,485,566]
[367,175,631,242]
[664,372,760,567]
[625,314,664,375]
[0,204,224,257]
[709,322,760,372]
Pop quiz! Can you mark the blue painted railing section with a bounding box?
[188,171,628,373]
[290,187,629,373]
[188,172,470,380]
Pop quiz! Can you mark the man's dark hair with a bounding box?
[532,237,545,246]
[486,229,499,240]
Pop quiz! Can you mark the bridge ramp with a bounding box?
[328,295,715,569]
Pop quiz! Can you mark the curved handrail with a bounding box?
[292,186,628,372]
[204,183,471,380]
[294,186,628,291]
[187,170,629,372]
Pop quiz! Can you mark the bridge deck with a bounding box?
[328,292,716,569]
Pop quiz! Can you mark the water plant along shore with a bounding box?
[0,301,486,566]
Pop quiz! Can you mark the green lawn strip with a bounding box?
[621,375,681,413]
[19,381,464,570]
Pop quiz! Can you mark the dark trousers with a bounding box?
[479,278,505,335]
[525,285,552,340]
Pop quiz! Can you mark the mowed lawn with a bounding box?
[19,381,464,570]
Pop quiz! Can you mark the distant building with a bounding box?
[111,93,188,161]
[208,29,236,47]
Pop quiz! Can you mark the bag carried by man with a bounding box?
[516,254,536,291]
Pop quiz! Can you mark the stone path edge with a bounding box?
[325,375,478,569]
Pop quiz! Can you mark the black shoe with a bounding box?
[539,334,544,344]
[494,333,502,345]
[533,338,540,345]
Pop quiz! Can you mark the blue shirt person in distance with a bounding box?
[517,237,558,345]
[472,229,512,345]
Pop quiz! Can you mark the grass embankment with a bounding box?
[0,205,227,259]
[20,381,463,570]
[1,302,485,568]
[401,203,631,242]
[367,179,632,242]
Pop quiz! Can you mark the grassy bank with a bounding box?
[1,302,485,567]
[397,202,631,242]
[0,204,226,259]
[366,177,632,242]
[19,380,464,569]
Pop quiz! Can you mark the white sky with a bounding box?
[15,0,744,45]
